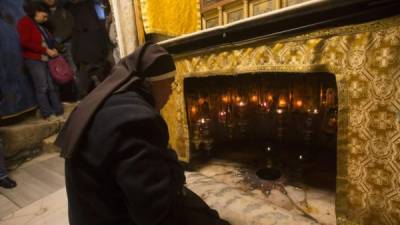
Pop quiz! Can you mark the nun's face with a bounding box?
[150,77,174,111]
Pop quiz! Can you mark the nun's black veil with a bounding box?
[55,43,176,158]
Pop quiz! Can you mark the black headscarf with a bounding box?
[55,43,176,158]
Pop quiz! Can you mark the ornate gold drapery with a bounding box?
[162,15,400,225]
[140,0,201,36]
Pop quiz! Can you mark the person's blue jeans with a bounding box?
[0,138,8,180]
[25,59,64,118]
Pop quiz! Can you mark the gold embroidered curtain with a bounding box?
[140,0,201,36]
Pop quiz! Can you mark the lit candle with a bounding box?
[200,118,206,124]
[218,110,227,123]
[313,109,319,114]
[260,101,269,112]
[276,109,284,114]
[191,106,197,114]
[295,100,303,108]
[278,99,287,107]
[238,101,246,107]
[198,98,205,105]
[222,96,229,103]
[251,95,258,103]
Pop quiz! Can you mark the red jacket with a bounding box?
[17,16,47,61]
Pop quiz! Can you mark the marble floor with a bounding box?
[0,153,67,225]
[0,151,336,225]
[0,188,68,225]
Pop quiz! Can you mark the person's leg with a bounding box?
[83,62,100,87]
[76,63,91,98]
[63,41,80,100]
[63,42,78,76]
[86,60,111,88]
[0,138,16,189]
[0,139,7,180]
[25,60,55,118]
[46,69,64,115]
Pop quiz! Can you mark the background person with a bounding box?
[65,0,111,97]
[43,0,79,102]
[17,2,64,120]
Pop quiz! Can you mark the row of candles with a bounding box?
[185,75,338,152]
[188,87,336,123]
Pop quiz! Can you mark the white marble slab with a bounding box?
[192,160,336,225]
[186,171,320,225]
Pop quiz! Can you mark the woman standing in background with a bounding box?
[17,2,64,121]
[43,0,80,102]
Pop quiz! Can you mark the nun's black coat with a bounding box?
[65,87,230,225]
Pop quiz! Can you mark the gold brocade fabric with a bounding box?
[139,0,201,36]
[161,15,400,225]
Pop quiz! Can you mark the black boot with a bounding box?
[0,177,17,189]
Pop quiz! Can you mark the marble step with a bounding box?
[42,134,60,153]
[0,103,76,158]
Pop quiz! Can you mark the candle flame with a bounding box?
[190,106,197,114]
[278,99,287,107]
[198,98,205,105]
[295,100,303,107]
[222,96,229,103]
